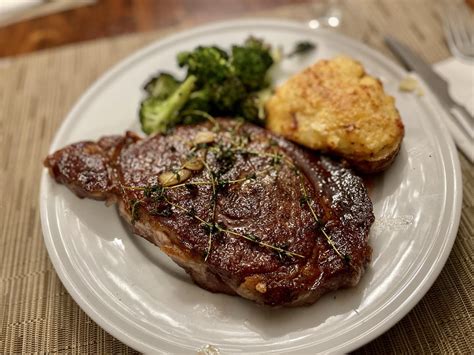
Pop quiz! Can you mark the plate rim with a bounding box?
[39,17,462,353]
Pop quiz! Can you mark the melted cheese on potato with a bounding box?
[266,56,404,166]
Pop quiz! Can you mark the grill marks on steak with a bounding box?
[44,119,374,306]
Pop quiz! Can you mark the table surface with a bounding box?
[0,0,311,58]
[0,0,472,354]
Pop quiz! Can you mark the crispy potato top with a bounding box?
[266,56,404,169]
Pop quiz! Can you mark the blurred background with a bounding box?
[2,0,473,57]
[1,0,472,59]
[0,0,316,57]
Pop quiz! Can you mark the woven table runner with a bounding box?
[0,0,472,353]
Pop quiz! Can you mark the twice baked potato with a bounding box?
[266,56,404,173]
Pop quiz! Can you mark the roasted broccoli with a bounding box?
[240,88,272,124]
[208,76,247,113]
[143,72,181,100]
[231,37,274,91]
[139,75,196,134]
[182,88,211,112]
[177,42,267,115]
[176,37,273,115]
[177,46,233,85]
[138,37,317,134]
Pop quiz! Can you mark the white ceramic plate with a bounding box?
[40,19,462,353]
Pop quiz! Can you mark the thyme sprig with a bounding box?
[300,182,345,260]
[125,119,347,263]
[220,227,304,259]
[163,197,304,259]
[238,144,346,262]
[222,138,347,262]
[158,173,256,190]
[124,181,303,259]
[121,173,256,195]
[130,199,144,224]
[205,229,213,261]
[200,156,218,259]
[181,109,220,131]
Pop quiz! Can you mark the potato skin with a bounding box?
[266,56,404,173]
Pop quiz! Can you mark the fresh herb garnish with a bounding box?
[123,125,309,260]
[150,205,173,217]
[299,181,346,262]
[126,121,348,264]
[130,199,143,224]
[286,41,317,58]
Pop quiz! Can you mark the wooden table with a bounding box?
[0,0,310,58]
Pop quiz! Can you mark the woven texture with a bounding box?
[0,0,472,353]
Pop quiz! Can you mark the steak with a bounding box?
[44,119,374,306]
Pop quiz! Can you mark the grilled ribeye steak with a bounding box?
[44,119,374,306]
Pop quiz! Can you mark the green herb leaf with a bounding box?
[130,199,142,224]
[287,41,317,58]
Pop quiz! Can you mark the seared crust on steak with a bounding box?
[44,119,374,306]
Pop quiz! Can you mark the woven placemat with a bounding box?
[0,0,472,353]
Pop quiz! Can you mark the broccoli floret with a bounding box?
[231,37,274,91]
[244,36,271,51]
[139,75,196,134]
[182,88,211,113]
[208,76,246,113]
[177,45,249,113]
[143,72,181,100]
[240,88,272,124]
[176,51,190,67]
[209,45,229,60]
[177,46,233,85]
